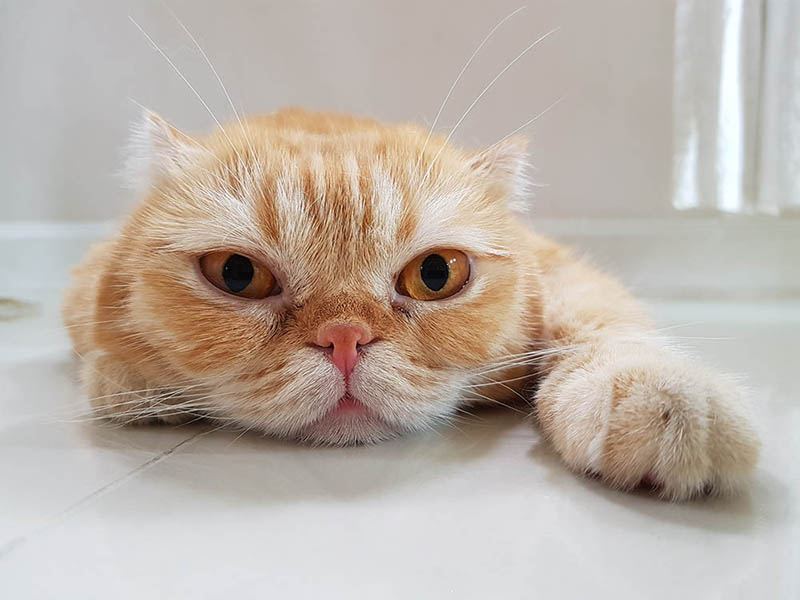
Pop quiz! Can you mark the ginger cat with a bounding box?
[63,108,759,500]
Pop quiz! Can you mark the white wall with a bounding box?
[0,0,676,221]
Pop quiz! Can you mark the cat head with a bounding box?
[101,108,539,444]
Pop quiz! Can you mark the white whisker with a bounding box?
[128,16,247,187]
[166,7,258,162]
[415,5,527,170]
[420,26,560,189]
[494,95,565,144]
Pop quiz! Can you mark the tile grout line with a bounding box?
[0,427,210,559]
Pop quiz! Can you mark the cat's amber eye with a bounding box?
[396,249,470,301]
[199,252,278,299]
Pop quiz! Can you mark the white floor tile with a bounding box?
[1,293,797,599]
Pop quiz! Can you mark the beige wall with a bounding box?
[0,0,676,221]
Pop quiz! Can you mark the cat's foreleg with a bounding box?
[531,244,759,500]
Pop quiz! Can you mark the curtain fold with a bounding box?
[758,1,800,214]
[673,0,799,214]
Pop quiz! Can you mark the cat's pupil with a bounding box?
[223,254,254,292]
[420,254,449,291]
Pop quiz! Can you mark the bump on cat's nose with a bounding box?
[313,323,374,379]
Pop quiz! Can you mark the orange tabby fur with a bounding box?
[63,108,759,500]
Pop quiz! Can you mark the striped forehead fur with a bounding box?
[131,108,525,265]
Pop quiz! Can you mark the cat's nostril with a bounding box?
[314,323,373,350]
[313,323,374,379]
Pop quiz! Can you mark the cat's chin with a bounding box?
[295,395,399,446]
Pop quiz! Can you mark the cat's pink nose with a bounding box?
[314,323,374,379]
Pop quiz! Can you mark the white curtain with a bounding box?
[673,0,800,214]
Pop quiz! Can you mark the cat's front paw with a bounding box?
[537,345,760,500]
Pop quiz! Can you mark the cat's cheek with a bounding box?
[213,358,346,435]
[348,351,463,432]
[401,265,522,369]
[127,270,284,376]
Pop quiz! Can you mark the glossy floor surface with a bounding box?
[1,288,798,598]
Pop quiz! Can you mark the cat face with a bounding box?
[106,109,537,444]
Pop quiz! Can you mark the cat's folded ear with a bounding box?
[468,136,531,211]
[124,109,203,190]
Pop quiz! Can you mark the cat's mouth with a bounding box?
[333,394,370,414]
[298,393,394,445]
